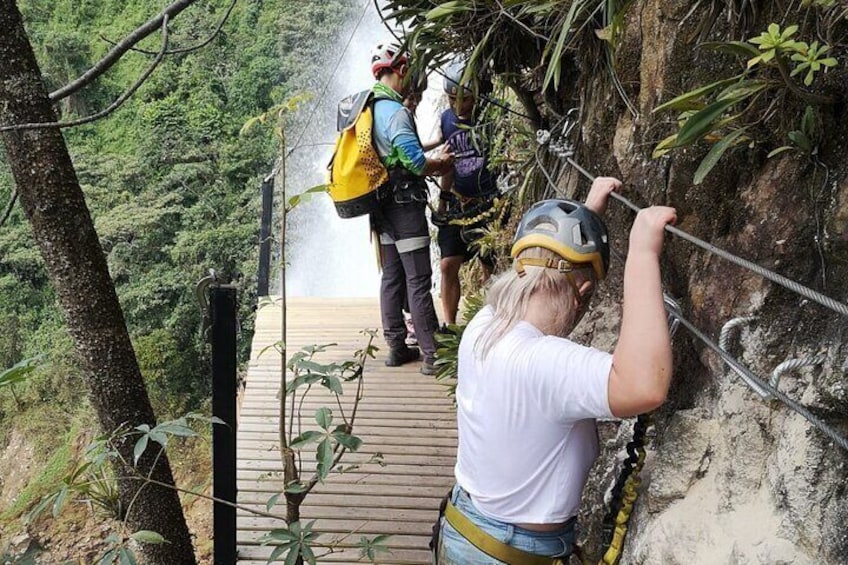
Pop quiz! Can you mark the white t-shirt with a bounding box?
[454,305,614,524]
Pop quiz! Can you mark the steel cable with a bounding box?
[559,155,848,318]
[542,160,848,451]
[673,312,848,451]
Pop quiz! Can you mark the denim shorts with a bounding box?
[437,485,576,564]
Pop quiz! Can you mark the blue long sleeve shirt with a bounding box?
[371,83,426,175]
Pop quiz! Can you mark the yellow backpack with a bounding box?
[327,90,391,218]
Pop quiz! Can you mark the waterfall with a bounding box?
[283,3,441,298]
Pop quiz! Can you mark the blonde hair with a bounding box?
[476,247,595,358]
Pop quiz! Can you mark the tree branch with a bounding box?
[99,0,237,56]
[0,190,18,228]
[0,16,170,133]
[48,0,197,102]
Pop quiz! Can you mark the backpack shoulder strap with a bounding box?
[336,89,374,131]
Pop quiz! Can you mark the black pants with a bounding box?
[374,200,439,361]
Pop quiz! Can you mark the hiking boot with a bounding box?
[420,358,438,376]
[385,345,420,367]
[437,323,454,336]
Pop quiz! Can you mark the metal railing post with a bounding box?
[257,178,274,297]
[210,283,238,564]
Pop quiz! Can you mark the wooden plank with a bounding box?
[238,297,454,563]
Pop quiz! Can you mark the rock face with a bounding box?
[564,2,848,564]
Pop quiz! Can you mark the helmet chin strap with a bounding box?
[514,257,585,303]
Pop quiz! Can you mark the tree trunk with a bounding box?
[0,3,196,563]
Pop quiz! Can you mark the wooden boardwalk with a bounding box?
[237,297,456,564]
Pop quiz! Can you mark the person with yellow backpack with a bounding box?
[366,43,452,375]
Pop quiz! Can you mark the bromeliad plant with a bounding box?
[652,19,840,184]
[382,0,633,122]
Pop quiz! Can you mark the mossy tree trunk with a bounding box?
[0,2,196,563]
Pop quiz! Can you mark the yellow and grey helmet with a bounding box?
[511,199,610,281]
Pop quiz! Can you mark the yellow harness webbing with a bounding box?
[444,501,566,565]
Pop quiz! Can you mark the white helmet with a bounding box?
[371,42,408,78]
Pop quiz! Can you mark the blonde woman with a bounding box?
[437,177,677,564]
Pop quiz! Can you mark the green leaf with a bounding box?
[130,531,166,544]
[801,106,816,138]
[788,130,812,152]
[321,375,344,395]
[133,435,149,465]
[676,97,740,147]
[265,493,281,511]
[425,1,471,20]
[315,407,332,430]
[652,134,679,158]
[698,41,760,58]
[118,548,136,565]
[290,430,322,449]
[0,355,44,388]
[52,486,69,518]
[301,543,317,565]
[333,432,363,452]
[265,528,297,542]
[267,543,294,562]
[716,79,768,101]
[316,439,333,480]
[653,76,742,113]
[767,146,794,158]
[284,546,300,565]
[542,1,582,92]
[693,128,748,185]
[153,422,197,437]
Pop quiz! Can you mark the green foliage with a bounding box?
[256,331,390,563]
[767,106,821,158]
[1,424,76,521]
[262,520,321,565]
[24,414,220,563]
[790,41,838,86]
[384,0,628,96]
[652,16,842,183]
[0,2,358,544]
[0,355,43,389]
[434,291,487,399]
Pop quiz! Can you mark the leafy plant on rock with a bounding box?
[653,20,840,184]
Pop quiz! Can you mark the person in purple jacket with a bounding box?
[433,61,499,327]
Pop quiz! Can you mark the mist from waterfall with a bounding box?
[282,2,442,298]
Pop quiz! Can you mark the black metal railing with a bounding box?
[257,178,274,297]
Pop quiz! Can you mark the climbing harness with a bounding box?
[598,296,682,565]
[443,498,570,565]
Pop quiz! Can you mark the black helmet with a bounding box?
[511,199,610,280]
[443,59,471,97]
